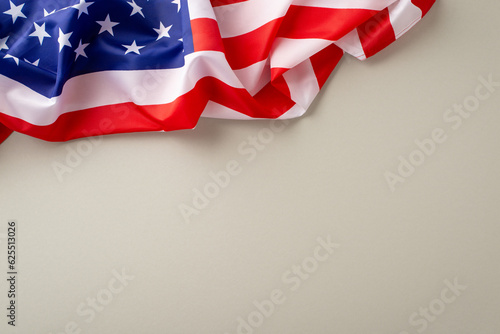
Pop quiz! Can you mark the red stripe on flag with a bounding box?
[411,0,436,16]
[309,44,344,89]
[222,18,283,70]
[0,122,13,144]
[357,8,396,58]
[220,6,377,70]
[278,6,378,40]
[266,70,292,100]
[191,18,225,52]
[210,0,248,7]
[0,77,295,142]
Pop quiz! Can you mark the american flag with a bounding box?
[0,0,435,143]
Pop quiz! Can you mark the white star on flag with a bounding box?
[0,36,9,51]
[96,14,119,36]
[29,22,51,45]
[58,28,73,52]
[154,22,172,40]
[24,58,40,66]
[74,40,89,60]
[3,1,27,23]
[128,0,144,18]
[72,0,94,19]
[122,40,145,55]
[43,9,56,17]
[171,0,180,12]
[4,54,19,65]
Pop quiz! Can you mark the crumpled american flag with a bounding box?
[0,0,435,144]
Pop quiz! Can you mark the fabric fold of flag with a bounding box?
[0,0,436,144]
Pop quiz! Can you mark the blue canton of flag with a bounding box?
[0,0,193,97]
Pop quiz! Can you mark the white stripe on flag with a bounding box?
[186,0,216,20]
[278,104,306,119]
[291,0,398,10]
[271,38,333,70]
[388,0,423,38]
[213,0,290,38]
[201,101,253,119]
[282,59,320,110]
[333,28,366,60]
[233,59,271,96]
[0,51,244,126]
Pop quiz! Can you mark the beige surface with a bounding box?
[1,1,500,333]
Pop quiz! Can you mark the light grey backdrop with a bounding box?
[1,1,499,333]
